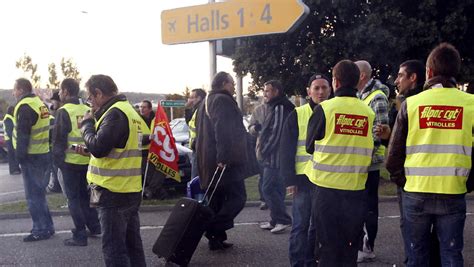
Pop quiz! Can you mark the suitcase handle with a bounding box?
[202,166,226,205]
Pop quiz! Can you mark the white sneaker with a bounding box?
[270,224,290,234]
[357,250,376,263]
[259,222,274,230]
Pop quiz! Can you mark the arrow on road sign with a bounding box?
[161,0,309,45]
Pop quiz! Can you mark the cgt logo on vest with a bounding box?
[419,105,463,130]
[334,113,369,136]
[39,106,50,119]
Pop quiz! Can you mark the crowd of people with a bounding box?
[3,42,473,267]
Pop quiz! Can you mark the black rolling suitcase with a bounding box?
[153,166,226,266]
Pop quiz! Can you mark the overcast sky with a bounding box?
[0,0,247,94]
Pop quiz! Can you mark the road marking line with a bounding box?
[0,222,261,238]
[3,215,474,238]
[0,190,24,196]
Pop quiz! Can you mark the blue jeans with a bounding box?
[61,166,100,240]
[403,191,465,267]
[289,185,317,267]
[191,152,198,180]
[98,192,146,267]
[21,154,54,236]
[262,167,291,225]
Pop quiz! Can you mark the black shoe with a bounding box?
[64,238,87,246]
[23,233,51,242]
[221,241,233,249]
[10,170,21,175]
[259,202,268,210]
[87,229,102,237]
[208,239,225,251]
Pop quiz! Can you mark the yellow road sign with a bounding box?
[161,0,309,45]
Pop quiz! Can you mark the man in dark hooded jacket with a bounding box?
[195,71,247,251]
[258,80,294,234]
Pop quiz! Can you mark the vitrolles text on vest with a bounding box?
[418,105,463,129]
[334,113,369,136]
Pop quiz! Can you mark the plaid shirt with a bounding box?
[357,78,390,168]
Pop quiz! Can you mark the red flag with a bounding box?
[148,105,181,182]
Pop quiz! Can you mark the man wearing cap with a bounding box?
[280,73,332,266]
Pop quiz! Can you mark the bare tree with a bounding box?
[16,53,41,88]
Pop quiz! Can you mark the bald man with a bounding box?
[354,60,390,263]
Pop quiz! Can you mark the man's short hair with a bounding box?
[400,60,426,87]
[141,100,152,109]
[467,82,474,94]
[191,88,206,100]
[15,78,33,94]
[264,80,284,94]
[60,78,80,97]
[332,60,360,88]
[308,73,331,87]
[426,42,461,78]
[211,71,231,91]
[85,75,118,96]
[355,60,372,78]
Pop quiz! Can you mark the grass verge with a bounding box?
[0,173,397,215]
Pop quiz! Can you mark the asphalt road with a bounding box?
[0,163,24,204]
[2,200,474,266]
[2,162,474,266]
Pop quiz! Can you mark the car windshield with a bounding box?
[172,120,188,134]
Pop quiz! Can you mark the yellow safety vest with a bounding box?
[404,88,474,194]
[362,89,386,157]
[295,104,313,175]
[2,114,14,141]
[87,101,145,193]
[59,103,91,165]
[305,97,375,190]
[189,110,197,147]
[13,96,50,154]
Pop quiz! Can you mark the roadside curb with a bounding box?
[1,196,473,221]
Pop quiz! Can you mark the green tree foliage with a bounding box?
[232,0,474,96]
[15,53,41,88]
[47,63,60,89]
[60,58,81,83]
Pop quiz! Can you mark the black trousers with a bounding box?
[205,178,247,241]
[6,140,20,174]
[312,185,366,267]
[360,170,380,250]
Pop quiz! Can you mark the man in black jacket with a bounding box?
[258,80,294,234]
[13,78,55,242]
[81,75,146,266]
[195,71,247,251]
[386,43,473,266]
[281,74,332,266]
[53,78,100,246]
[3,106,21,175]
